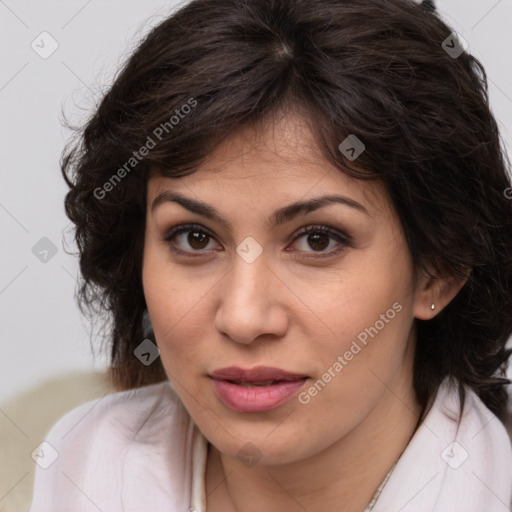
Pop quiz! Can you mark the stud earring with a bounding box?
[431,303,435,310]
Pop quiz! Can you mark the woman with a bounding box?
[29,0,512,510]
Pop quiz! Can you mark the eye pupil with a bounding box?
[188,230,209,249]
[308,232,329,251]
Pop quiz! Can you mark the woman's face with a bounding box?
[142,113,426,465]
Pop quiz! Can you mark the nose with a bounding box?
[214,252,289,345]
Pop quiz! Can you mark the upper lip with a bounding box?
[210,365,308,383]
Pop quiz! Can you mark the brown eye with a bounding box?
[187,230,210,249]
[289,225,350,257]
[163,224,219,255]
[306,231,330,251]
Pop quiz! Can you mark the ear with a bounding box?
[413,268,470,320]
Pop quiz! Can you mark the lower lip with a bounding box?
[211,378,308,412]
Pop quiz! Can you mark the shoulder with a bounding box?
[29,380,196,512]
[431,381,512,508]
[43,380,187,446]
[430,380,512,469]
[376,380,512,511]
[440,381,512,448]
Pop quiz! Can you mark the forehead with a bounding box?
[147,112,391,218]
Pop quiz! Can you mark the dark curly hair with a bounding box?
[61,0,512,426]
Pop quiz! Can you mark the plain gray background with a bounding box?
[1,0,512,407]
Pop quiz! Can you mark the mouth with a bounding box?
[208,366,309,412]
[209,365,309,383]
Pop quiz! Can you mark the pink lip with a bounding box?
[209,366,309,412]
[210,365,308,382]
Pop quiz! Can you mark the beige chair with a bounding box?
[0,372,113,512]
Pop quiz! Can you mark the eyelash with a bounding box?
[161,223,351,259]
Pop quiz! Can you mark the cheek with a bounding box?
[300,247,415,395]
[142,237,214,380]
[143,228,194,328]
[296,276,414,441]
[305,249,412,344]
[144,282,200,358]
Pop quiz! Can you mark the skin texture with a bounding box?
[142,112,466,512]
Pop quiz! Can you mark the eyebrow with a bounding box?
[151,191,369,228]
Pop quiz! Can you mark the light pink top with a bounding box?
[28,380,512,511]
